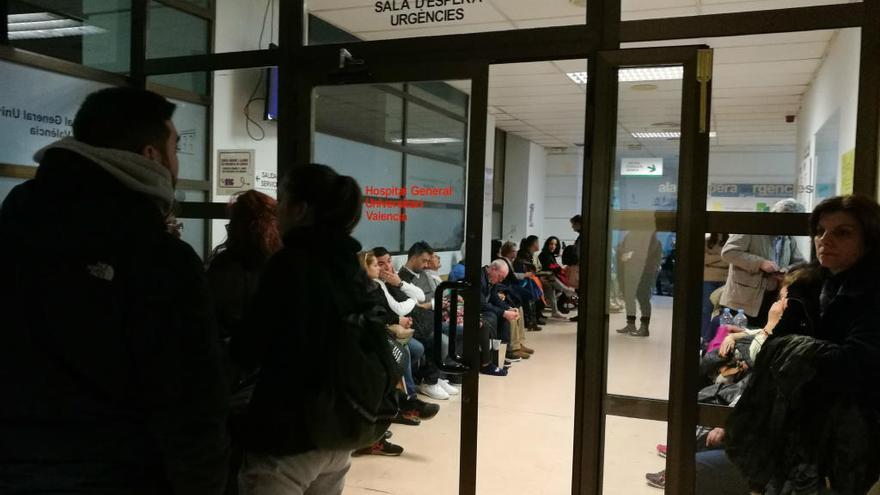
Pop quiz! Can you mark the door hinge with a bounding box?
[697,49,714,134]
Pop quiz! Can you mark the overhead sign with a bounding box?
[375,0,484,27]
[216,149,255,196]
[621,157,663,176]
[709,183,814,198]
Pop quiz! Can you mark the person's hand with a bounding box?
[760,260,780,274]
[503,309,518,321]
[706,428,726,448]
[765,299,786,334]
[399,316,412,328]
[719,335,736,358]
[380,269,402,286]
[726,325,746,334]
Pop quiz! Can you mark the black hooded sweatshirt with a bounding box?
[0,149,229,495]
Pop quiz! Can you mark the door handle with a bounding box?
[433,280,471,375]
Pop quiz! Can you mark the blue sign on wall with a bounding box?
[708,183,809,198]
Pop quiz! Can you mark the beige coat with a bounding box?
[719,234,804,317]
[704,243,728,282]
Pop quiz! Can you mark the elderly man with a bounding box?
[720,198,806,327]
[481,260,525,374]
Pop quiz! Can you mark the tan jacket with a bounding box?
[704,244,728,282]
[719,234,804,316]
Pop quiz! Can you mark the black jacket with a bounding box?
[235,227,372,455]
[727,259,880,494]
[0,149,229,495]
[480,267,510,317]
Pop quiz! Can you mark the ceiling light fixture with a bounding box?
[631,131,717,139]
[392,137,462,144]
[7,12,105,40]
[566,66,684,85]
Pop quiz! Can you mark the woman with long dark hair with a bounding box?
[235,164,379,495]
[539,236,576,319]
[726,195,880,495]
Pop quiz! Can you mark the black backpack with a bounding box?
[303,290,403,451]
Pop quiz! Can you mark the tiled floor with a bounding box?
[345,298,677,495]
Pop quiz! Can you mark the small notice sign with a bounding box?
[216,149,255,196]
[621,157,663,176]
[256,170,278,191]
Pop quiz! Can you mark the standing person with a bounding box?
[720,199,805,328]
[726,195,880,494]
[702,233,729,344]
[236,164,375,495]
[570,214,583,254]
[206,190,282,495]
[0,87,229,494]
[615,213,663,338]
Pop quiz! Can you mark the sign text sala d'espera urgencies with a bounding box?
[364,185,454,222]
[375,0,483,27]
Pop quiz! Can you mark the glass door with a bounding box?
[293,59,490,495]
[578,46,713,495]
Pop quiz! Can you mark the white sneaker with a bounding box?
[438,379,460,396]
[418,382,450,400]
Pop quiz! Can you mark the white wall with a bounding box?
[544,149,584,246]
[502,135,548,246]
[480,114,497,265]
[211,0,281,249]
[796,28,861,206]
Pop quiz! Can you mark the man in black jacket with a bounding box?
[0,88,229,495]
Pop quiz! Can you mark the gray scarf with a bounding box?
[33,138,175,215]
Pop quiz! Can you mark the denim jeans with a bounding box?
[695,450,749,495]
[403,338,424,397]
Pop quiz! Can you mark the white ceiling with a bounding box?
[309,1,856,155]
[480,29,840,154]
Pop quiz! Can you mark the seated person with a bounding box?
[425,254,443,289]
[538,236,577,318]
[480,260,521,375]
[399,241,438,305]
[515,236,547,326]
[497,241,536,355]
[358,251,442,426]
[372,247,456,400]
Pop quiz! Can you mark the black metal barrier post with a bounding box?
[433,281,472,375]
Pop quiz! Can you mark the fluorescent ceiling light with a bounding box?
[7,12,105,40]
[8,12,60,23]
[392,138,462,144]
[9,26,105,40]
[631,131,717,139]
[566,67,684,85]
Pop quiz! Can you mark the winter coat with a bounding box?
[720,234,805,317]
[235,226,372,456]
[727,258,880,494]
[0,149,229,495]
[615,230,663,287]
[704,242,729,282]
